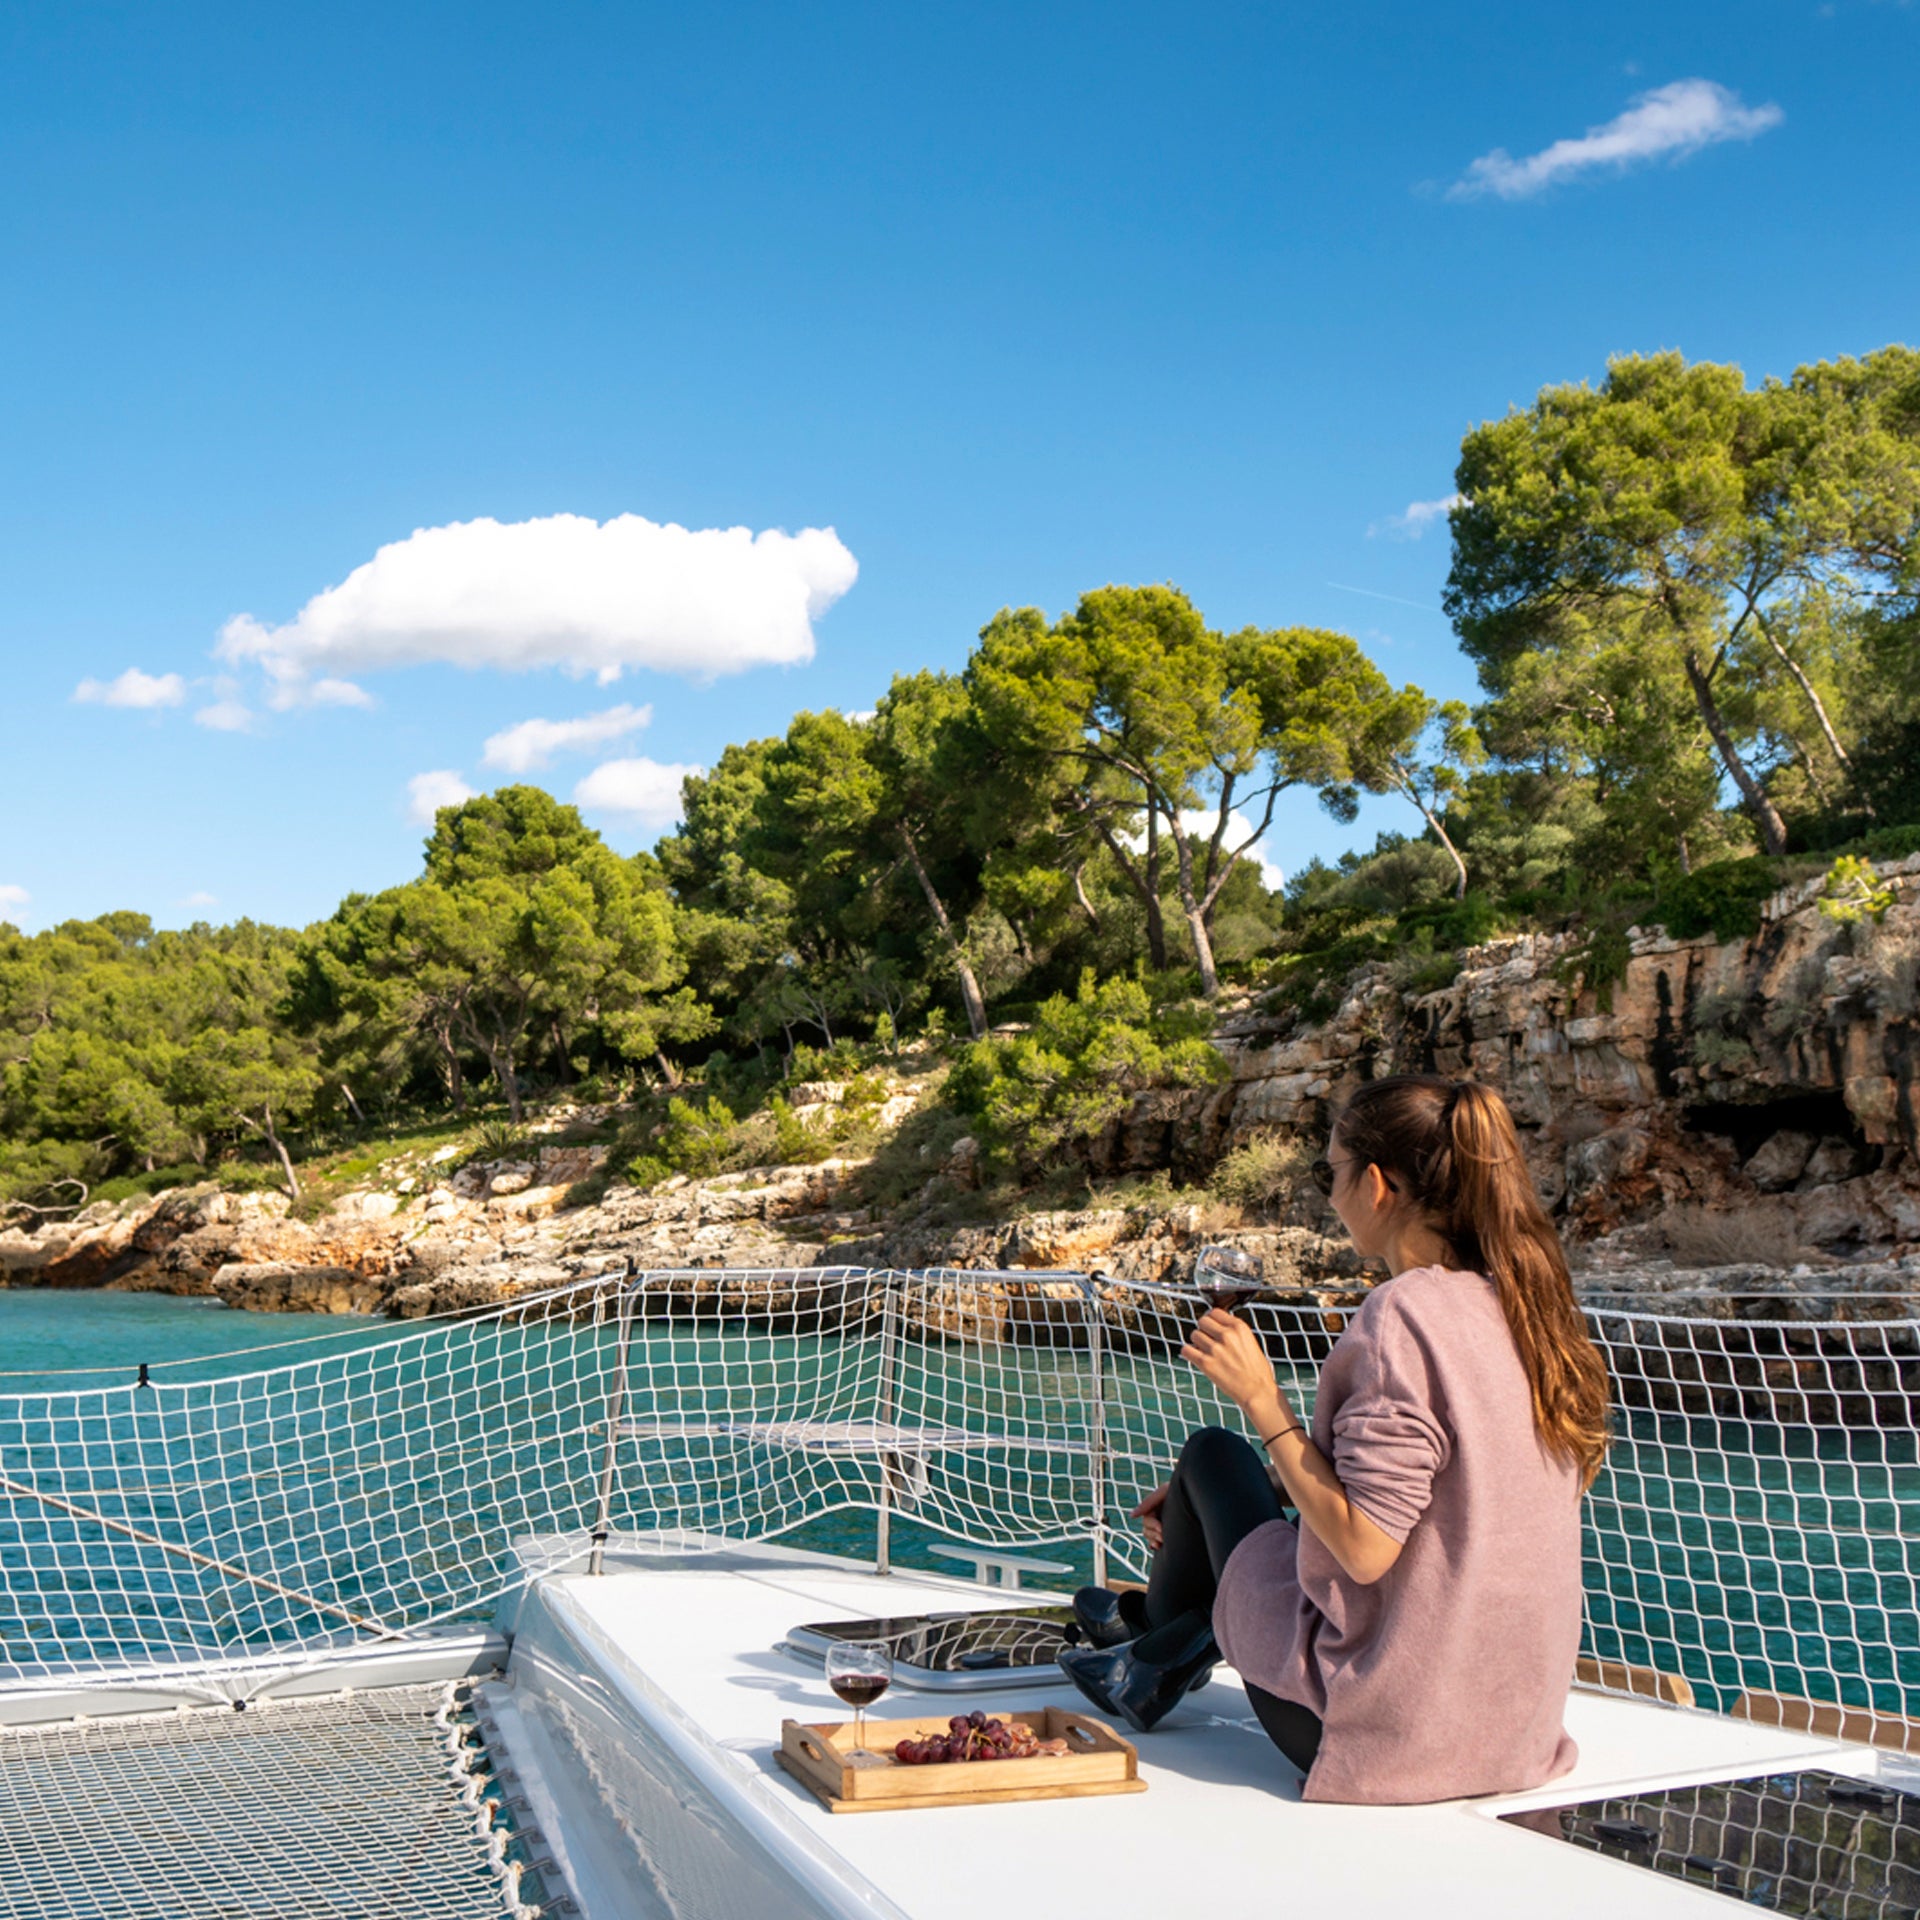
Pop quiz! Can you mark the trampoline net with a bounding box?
[0,1680,562,1919]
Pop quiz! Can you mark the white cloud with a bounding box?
[73,668,186,709]
[0,884,28,926]
[268,675,375,712]
[1369,494,1463,540]
[1123,809,1285,892]
[182,890,218,910]
[1449,79,1782,201]
[407,769,477,825]
[194,697,256,733]
[572,757,702,831]
[217,513,859,694]
[482,702,653,774]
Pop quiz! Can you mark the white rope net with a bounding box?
[0,1681,563,1918]
[1,1268,1914,1743]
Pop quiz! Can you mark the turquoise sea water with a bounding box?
[0,1289,410,1389]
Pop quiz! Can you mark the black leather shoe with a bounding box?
[1057,1614,1219,1733]
[1071,1585,1149,1649]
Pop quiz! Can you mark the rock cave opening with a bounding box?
[1682,1090,1874,1169]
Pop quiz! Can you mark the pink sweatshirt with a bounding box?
[1211,1265,1584,1804]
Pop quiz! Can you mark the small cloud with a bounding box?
[267,675,375,712]
[194,698,256,733]
[1449,79,1782,201]
[217,512,859,696]
[481,702,653,774]
[407,770,478,825]
[181,890,219,910]
[572,756,703,831]
[1369,494,1463,540]
[73,668,186,710]
[845,708,877,725]
[0,883,28,926]
[1123,810,1284,892]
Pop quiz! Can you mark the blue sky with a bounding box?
[4,0,1916,933]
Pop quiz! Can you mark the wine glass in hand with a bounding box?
[825,1641,893,1754]
[1194,1244,1265,1318]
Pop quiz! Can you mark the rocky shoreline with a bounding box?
[5,851,1918,1330]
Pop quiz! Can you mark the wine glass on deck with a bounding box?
[825,1641,893,1755]
[1194,1244,1265,1318]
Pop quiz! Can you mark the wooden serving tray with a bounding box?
[777,1706,1146,1813]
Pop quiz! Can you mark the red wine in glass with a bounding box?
[824,1641,893,1753]
[1194,1245,1264,1317]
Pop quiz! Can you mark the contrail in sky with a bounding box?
[1325,581,1443,615]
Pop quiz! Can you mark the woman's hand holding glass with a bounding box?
[1183,1307,1292,1438]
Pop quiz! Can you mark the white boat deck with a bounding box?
[489,1540,1884,1920]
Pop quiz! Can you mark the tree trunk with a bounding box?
[484,1048,523,1123]
[238,1102,301,1202]
[339,1083,367,1128]
[1394,771,1469,899]
[435,1027,465,1113]
[1089,816,1167,968]
[1164,811,1220,997]
[900,827,990,1041]
[1682,649,1789,856]
[655,1049,682,1089]
[1070,862,1101,931]
[1759,617,1868,813]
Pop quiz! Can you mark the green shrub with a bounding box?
[1555,922,1634,1013]
[1658,857,1787,942]
[470,1117,531,1161]
[1403,892,1503,950]
[769,1094,834,1166]
[1692,1029,1756,1071]
[946,970,1226,1167]
[656,1096,739,1178]
[1817,854,1896,925]
[1850,823,1920,862]
[625,1153,673,1190]
[79,1163,209,1207]
[1209,1132,1310,1215]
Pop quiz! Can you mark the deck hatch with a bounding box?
[1502,1768,1920,1915]
[783,1606,1078,1690]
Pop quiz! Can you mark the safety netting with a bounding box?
[1,1267,1915,1743]
[0,1680,563,1918]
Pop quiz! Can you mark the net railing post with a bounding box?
[1084,1275,1109,1590]
[588,1261,637,1577]
[874,1270,899,1576]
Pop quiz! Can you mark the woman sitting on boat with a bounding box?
[1059,1073,1611,1805]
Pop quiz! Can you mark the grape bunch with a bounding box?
[892,1710,1071,1765]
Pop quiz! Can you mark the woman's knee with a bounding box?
[1179,1425,1251,1476]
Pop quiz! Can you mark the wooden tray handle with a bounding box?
[794,1731,834,1766]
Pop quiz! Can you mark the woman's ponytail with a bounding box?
[1337,1075,1611,1487]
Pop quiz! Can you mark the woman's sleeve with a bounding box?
[1328,1304,1452,1545]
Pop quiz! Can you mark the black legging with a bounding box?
[1142,1425,1323,1775]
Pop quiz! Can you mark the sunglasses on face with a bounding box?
[1310,1156,1398,1198]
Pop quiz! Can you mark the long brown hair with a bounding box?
[1335,1074,1610,1487]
